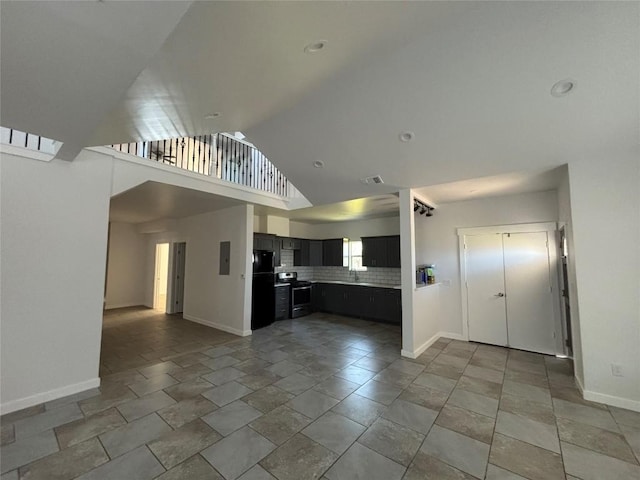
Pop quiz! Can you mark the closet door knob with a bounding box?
[494,293,505,297]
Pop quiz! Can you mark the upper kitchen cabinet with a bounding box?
[322,238,345,266]
[295,239,323,266]
[280,237,301,250]
[387,235,401,267]
[362,235,401,268]
[254,233,277,251]
[309,240,323,266]
[253,233,280,266]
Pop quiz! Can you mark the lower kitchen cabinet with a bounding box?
[312,283,401,324]
[369,288,402,323]
[275,284,290,320]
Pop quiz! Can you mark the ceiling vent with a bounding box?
[361,175,384,185]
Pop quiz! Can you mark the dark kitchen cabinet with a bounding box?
[294,239,309,266]
[295,239,323,266]
[324,284,347,313]
[312,282,401,324]
[343,286,373,318]
[280,237,301,250]
[253,233,280,266]
[312,283,325,311]
[323,239,344,266]
[309,240,323,266]
[362,235,401,268]
[362,237,387,267]
[275,284,290,320]
[254,233,277,251]
[370,288,402,323]
[387,236,401,268]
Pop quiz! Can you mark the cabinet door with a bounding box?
[362,237,375,266]
[254,234,277,251]
[344,286,372,318]
[309,240,323,266]
[371,289,401,323]
[274,239,281,267]
[362,237,387,267]
[294,239,310,266]
[323,239,344,266]
[274,286,290,320]
[281,237,301,250]
[311,283,324,311]
[386,236,401,268]
[324,284,346,313]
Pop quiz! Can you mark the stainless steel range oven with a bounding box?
[276,272,312,318]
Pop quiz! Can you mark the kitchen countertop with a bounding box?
[311,280,401,290]
[274,283,289,287]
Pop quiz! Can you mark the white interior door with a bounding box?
[465,234,508,346]
[503,232,556,354]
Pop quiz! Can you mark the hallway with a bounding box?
[1,308,639,479]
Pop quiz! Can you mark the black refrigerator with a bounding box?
[251,250,275,330]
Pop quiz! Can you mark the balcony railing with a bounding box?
[111,133,290,197]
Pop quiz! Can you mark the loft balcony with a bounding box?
[1,126,300,201]
[110,133,296,199]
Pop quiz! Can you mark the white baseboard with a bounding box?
[582,390,640,413]
[1,377,101,415]
[567,369,639,413]
[401,332,441,359]
[439,332,466,341]
[183,314,251,337]
[401,331,468,359]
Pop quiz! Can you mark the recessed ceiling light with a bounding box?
[304,40,327,54]
[550,79,576,97]
[313,160,324,168]
[204,112,221,119]
[399,131,415,142]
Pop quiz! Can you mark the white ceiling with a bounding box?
[2,2,638,205]
[256,194,400,224]
[110,182,244,224]
[416,167,565,206]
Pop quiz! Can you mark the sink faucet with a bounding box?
[352,270,360,282]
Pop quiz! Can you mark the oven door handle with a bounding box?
[293,285,312,291]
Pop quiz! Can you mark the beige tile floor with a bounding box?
[1,307,639,479]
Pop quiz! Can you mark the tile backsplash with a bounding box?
[276,249,401,285]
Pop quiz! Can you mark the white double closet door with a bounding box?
[465,231,556,354]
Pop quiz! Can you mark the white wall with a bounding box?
[290,216,399,240]
[105,222,147,309]
[143,205,254,336]
[181,205,253,336]
[414,190,559,338]
[568,156,640,410]
[0,150,112,412]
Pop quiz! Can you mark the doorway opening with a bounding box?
[559,226,572,357]
[154,243,170,311]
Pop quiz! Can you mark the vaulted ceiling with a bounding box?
[2,1,638,207]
